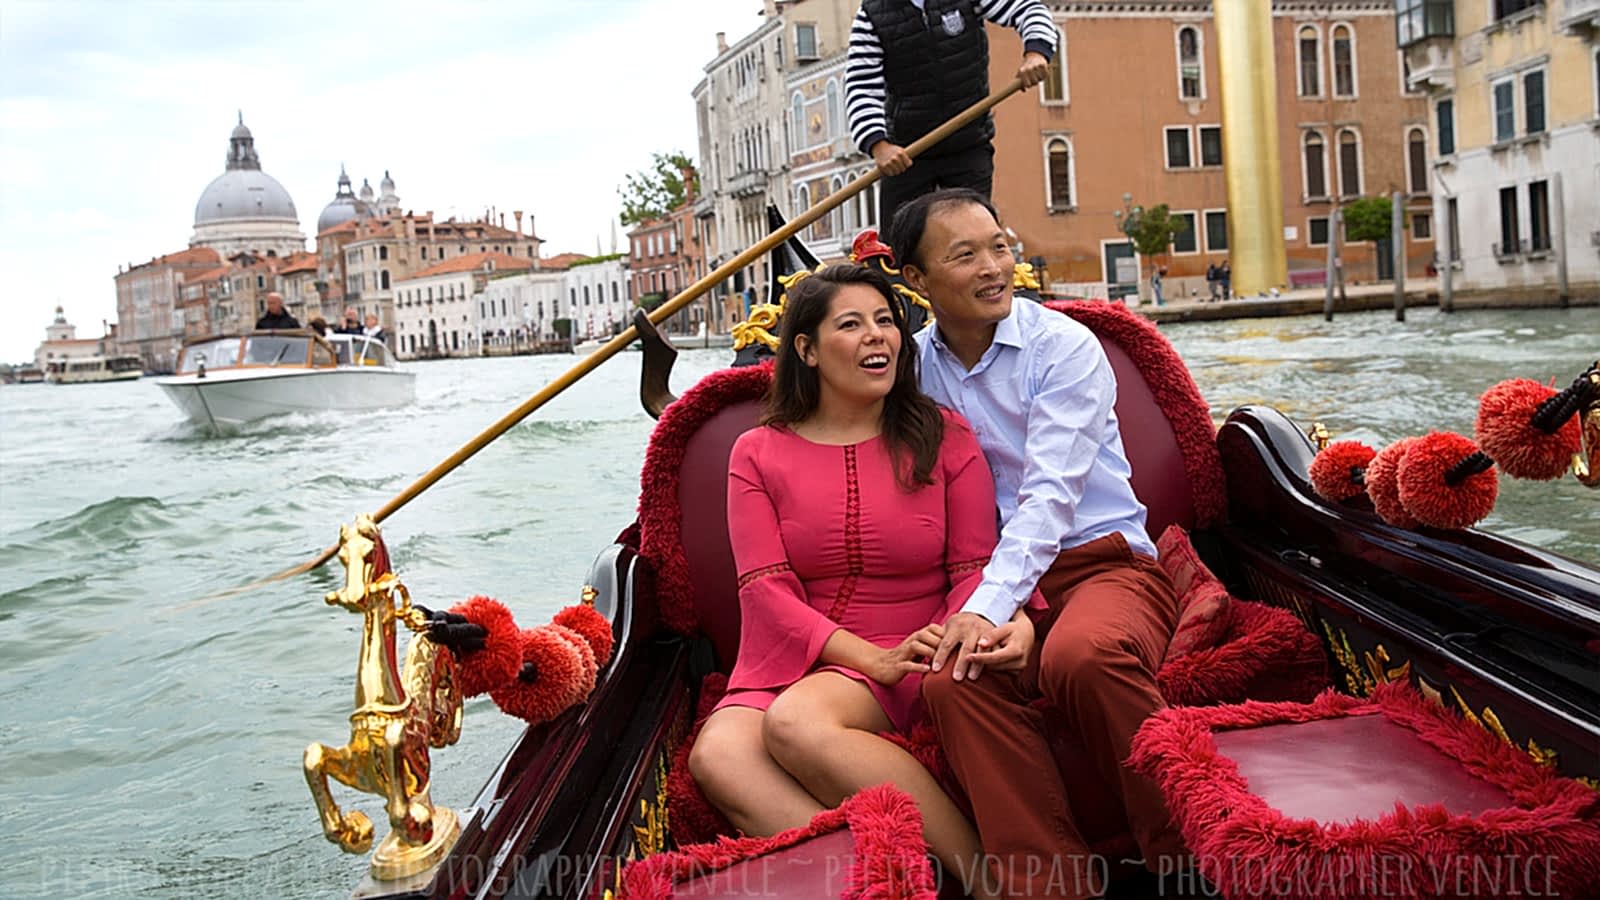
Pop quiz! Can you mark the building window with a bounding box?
[1045,137,1074,210]
[1171,211,1198,253]
[1407,128,1428,194]
[421,246,428,260]
[1528,180,1551,252]
[1437,98,1455,155]
[1493,80,1515,142]
[795,22,818,59]
[1498,186,1521,256]
[1337,128,1361,197]
[380,270,390,290]
[829,175,846,237]
[791,93,805,149]
[1412,211,1432,240]
[1176,26,1203,100]
[1395,0,1454,47]
[1331,24,1356,97]
[1043,25,1068,103]
[825,80,841,139]
[1308,216,1331,246]
[379,246,389,261]
[1204,210,1228,251]
[1303,131,1328,199]
[1492,0,1540,21]
[1447,197,1461,261]
[1164,126,1192,168]
[1298,25,1322,97]
[1198,125,1222,166]
[1523,69,1545,135]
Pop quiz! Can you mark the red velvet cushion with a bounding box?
[1156,525,1232,660]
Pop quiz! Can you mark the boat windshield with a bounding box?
[243,336,310,367]
[354,339,389,367]
[178,338,242,373]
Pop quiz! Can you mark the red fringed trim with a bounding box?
[1366,437,1419,528]
[1397,431,1499,530]
[448,595,523,697]
[620,783,935,900]
[1156,600,1329,706]
[637,363,774,635]
[552,604,615,668]
[1130,683,1600,899]
[488,625,596,725]
[1476,378,1581,481]
[1045,300,1228,528]
[1310,440,1377,503]
[665,673,735,845]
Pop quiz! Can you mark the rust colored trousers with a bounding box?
[922,533,1185,899]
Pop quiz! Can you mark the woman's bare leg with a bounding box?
[689,706,826,836]
[763,673,997,900]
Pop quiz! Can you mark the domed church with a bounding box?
[190,115,306,258]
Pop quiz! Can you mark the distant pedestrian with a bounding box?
[1151,266,1166,306]
[1205,262,1220,302]
[1220,260,1232,300]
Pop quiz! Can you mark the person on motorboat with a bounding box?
[690,265,1030,900]
[362,314,389,346]
[894,188,1186,898]
[336,307,363,335]
[308,316,331,338]
[254,292,301,330]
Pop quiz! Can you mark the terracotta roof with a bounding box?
[186,265,231,283]
[399,251,535,282]
[276,252,319,275]
[538,252,589,271]
[318,219,361,237]
[131,246,222,271]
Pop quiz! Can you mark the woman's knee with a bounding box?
[689,716,759,796]
[760,695,825,765]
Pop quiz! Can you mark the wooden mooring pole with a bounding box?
[1392,191,1406,322]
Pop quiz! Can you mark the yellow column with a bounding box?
[1214,0,1288,294]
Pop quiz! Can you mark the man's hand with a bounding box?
[966,609,1034,672]
[931,612,998,682]
[870,623,943,685]
[1017,51,1050,88]
[871,140,913,176]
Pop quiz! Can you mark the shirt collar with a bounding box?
[924,298,1027,358]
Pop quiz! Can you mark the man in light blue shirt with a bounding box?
[893,188,1184,897]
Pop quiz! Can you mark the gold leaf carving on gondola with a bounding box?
[1363,644,1411,688]
[731,304,784,352]
[1323,623,1372,696]
[632,752,670,858]
[1013,261,1041,290]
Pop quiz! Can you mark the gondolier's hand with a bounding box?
[871,624,944,686]
[1017,51,1050,88]
[966,608,1034,672]
[871,140,912,176]
[931,612,995,682]
[417,606,488,656]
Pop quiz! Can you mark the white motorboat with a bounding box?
[45,354,144,384]
[155,331,415,430]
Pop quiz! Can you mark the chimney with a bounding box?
[528,215,536,239]
[499,212,506,229]
[513,210,523,234]
[716,31,728,53]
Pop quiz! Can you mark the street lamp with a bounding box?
[1111,192,1144,240]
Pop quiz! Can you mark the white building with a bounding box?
[34,306,113,372]
[479,269,565,347]
[190,116,305,259]
[562,256,633,340]
[392,252,533,359]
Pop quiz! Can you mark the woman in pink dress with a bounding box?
[688,265,1035,897]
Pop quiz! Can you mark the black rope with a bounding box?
[1445,451,1494,487]
[1529,365,1600,434]
[1350,466,1366,486]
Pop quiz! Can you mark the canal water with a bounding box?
[0,307,1593,898]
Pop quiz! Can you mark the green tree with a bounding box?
[1342,195,1393,243]
[618,152,697,227]
[1125,204,1188,261]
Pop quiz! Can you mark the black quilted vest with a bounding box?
[861,0,992,155]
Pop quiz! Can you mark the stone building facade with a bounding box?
[392,252,535,358]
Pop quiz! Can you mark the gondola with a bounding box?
[305,211,1600,900]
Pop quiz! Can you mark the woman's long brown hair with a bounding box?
[763,264,944,490]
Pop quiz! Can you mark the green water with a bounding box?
[0,308,1593,898]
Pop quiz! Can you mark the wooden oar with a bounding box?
[201,77,1027,602]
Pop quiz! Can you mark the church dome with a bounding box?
[193,115,299,227]
[316,166,363,234]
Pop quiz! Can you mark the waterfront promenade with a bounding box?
[1129,279,1597,324]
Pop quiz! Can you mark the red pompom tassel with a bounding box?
[1366,438,1419,528]
[552,604,616,667]
[1398,431,1498,530]
[1309,440,1377,502]
[489,626,595,726]
[448,595,523,697]
[850,229,894,265]
[1476,378,1580,481]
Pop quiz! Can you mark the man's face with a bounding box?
[365,314,379,329]
[266,294,284,313]
[344,308,358,322]
[903,202,1014,334]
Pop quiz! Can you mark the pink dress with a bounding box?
[715,409,1027,733]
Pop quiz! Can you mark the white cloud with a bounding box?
[0,0,764,362]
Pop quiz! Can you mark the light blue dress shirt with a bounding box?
[917,297,1155,626]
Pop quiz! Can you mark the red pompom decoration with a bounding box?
[1365,438,1419,528]
[1309,440,1377,502]
[552,604,616,668]
[448,595,522,697]
[1475,378,1581,481]
[1397,431,1498,530]
[850,229,894,265]
[489,626,593,726]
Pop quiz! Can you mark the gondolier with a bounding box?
[846,0,1056,228]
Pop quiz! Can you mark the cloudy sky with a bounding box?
[0,0,768,363]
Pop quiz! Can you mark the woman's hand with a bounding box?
[869,624,944,686]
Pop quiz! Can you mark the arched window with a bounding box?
[1298,25,1321,97]
[380,270,390,290]
[796,185,811,236]
[1337,128,1361,197]
[1407,127,1428,194]
[1045,137,1074,210]
[1303,131,1327,199]
[1043,25,1068,103]
[1177,26,1203,100]
[825,80,841,139]
[791,93,805,150]
[1331,24,1356,97]
[830,175,846,237]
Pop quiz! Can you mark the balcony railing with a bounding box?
[1402,39,1455,92]
[727,168,769,199]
